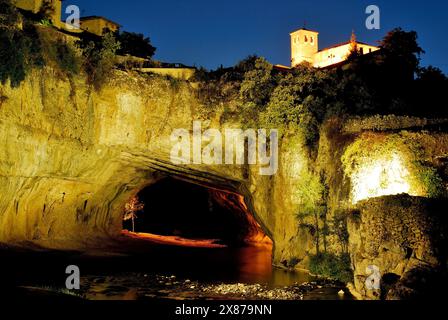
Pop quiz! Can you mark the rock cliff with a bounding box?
[0,68,310,264]
[1,68,447,299]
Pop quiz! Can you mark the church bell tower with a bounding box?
[290,28,319,67]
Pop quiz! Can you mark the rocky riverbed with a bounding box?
[75,273,350,300]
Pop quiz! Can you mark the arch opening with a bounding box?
[122,176,272,248]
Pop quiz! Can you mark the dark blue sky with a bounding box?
[65,0,448,73]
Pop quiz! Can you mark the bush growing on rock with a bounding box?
[0,0,119,90]
[342,132,447,202]
[309,252,353,283]
[38,27,81,79]
[115,31,156,60]
[76,32,121,90]
[260,65,330,147]
[0,0,43,87]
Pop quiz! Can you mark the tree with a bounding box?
[239,56,277,108]
[238,56,279,126]
[331,210,350,253]
[37,0,55,22]
[417,66,447,83]
[76,32,121,90]
[0,30,27,86]
[115,31,156,59]
[346,30,362,61]
[0,0,43,87]
[337,28,427,115]
[260,64,333,145]
[123,196,144,232]
[380,28,424,81]
[414,66,448,116]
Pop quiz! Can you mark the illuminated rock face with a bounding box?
[341,131,448,205]
[15,0,64,29]
[0,69,307,263]
[350,153,414,204]
[0,68,447,286]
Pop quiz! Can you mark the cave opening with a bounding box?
[122,176,271,248]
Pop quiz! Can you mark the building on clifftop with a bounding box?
[14,0,120,36]
[290,28,380,68]
[79,16,121,36]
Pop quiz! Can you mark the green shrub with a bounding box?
[54,40,80,76]
[342,132,446,200]
[331,209,350,253]
[38,28,80,78]
[0,31,27,87]
[0,25,43,87]
[0,0,20,26]
[239,57,276,107]
[37,0,56,21]
[342,115,447,134]
[309,252,353,283]
[76,32,120,90]
[259,65,331,147]
[0,0,44,87]
[115,31,156,59]
[416,166,445,198]
[39,18,52,27]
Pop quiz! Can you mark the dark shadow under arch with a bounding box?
[123,176,271,247]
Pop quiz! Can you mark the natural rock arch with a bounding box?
[0,69,303,263]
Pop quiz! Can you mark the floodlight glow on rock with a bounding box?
[350,153,417,204]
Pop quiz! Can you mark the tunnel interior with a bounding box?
[122,176,271,247]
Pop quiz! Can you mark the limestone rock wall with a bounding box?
[348,195,448,299]
[0,68,310,263]
[1,66,447,294]
[318,123,448,299]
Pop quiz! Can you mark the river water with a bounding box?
[77,234,350,300]
[1,233,350,300]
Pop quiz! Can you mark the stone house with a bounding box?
[79,16,121,36]
[14,0,120,36]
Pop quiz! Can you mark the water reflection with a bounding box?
[120,232,311,287]
[232,245,312,287]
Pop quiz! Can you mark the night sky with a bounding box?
[64,0,448,73]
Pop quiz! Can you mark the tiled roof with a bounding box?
[318,41,379,53]
[80,16,121,27]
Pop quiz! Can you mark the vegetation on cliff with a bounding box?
[76,32,121,90]
[0,0,43,86]
[0,0,156,90]
[1,0,447,287]
[309,252,353,283]
[342,132,447,201]
[192,28,446,279]
[114,31,156,60]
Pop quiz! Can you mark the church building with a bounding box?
[290,28,380,68]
